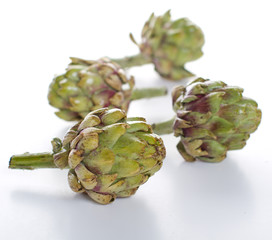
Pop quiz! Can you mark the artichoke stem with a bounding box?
[111,53,151,68]
[152,117,175,135]
[131,87,167,100]
[9,152,57,170]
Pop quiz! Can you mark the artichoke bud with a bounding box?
[48,59,134,121]
[51,138,63,153]
[52,108,166,204]
[138,10,205,80]
[172,78,262,163]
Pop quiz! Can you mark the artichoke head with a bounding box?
[52,108,166,204]
[138,10,204,80]
[172,78,262,162]
[48,58,134,121]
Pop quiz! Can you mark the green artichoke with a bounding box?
[48,58,167,121]
[71,11,204,81]
[138,10,204,80]
[112,10,205,80]
[9,108,166,204]
[153,78,262,162]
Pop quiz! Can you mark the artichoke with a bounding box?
[153,78,262,162]
[70,11,204,81]
[112,10,205,80]
[48,58,167,121]
[9,108,166,204]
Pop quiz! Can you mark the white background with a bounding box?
[1,0,272,239]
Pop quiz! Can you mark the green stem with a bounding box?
[131,87,167,100]
[9,152,56,170]
[152,117,175,135]
[110,53,151,68]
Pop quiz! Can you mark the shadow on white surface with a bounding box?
[169,157,255,236]
[11,190,164,240]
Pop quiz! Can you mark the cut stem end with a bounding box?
[9,152,56,170]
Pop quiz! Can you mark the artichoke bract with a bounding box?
[9,108,166,204]
[112,10,205,80]
[153,78,262,163]
[48,58,167,121]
